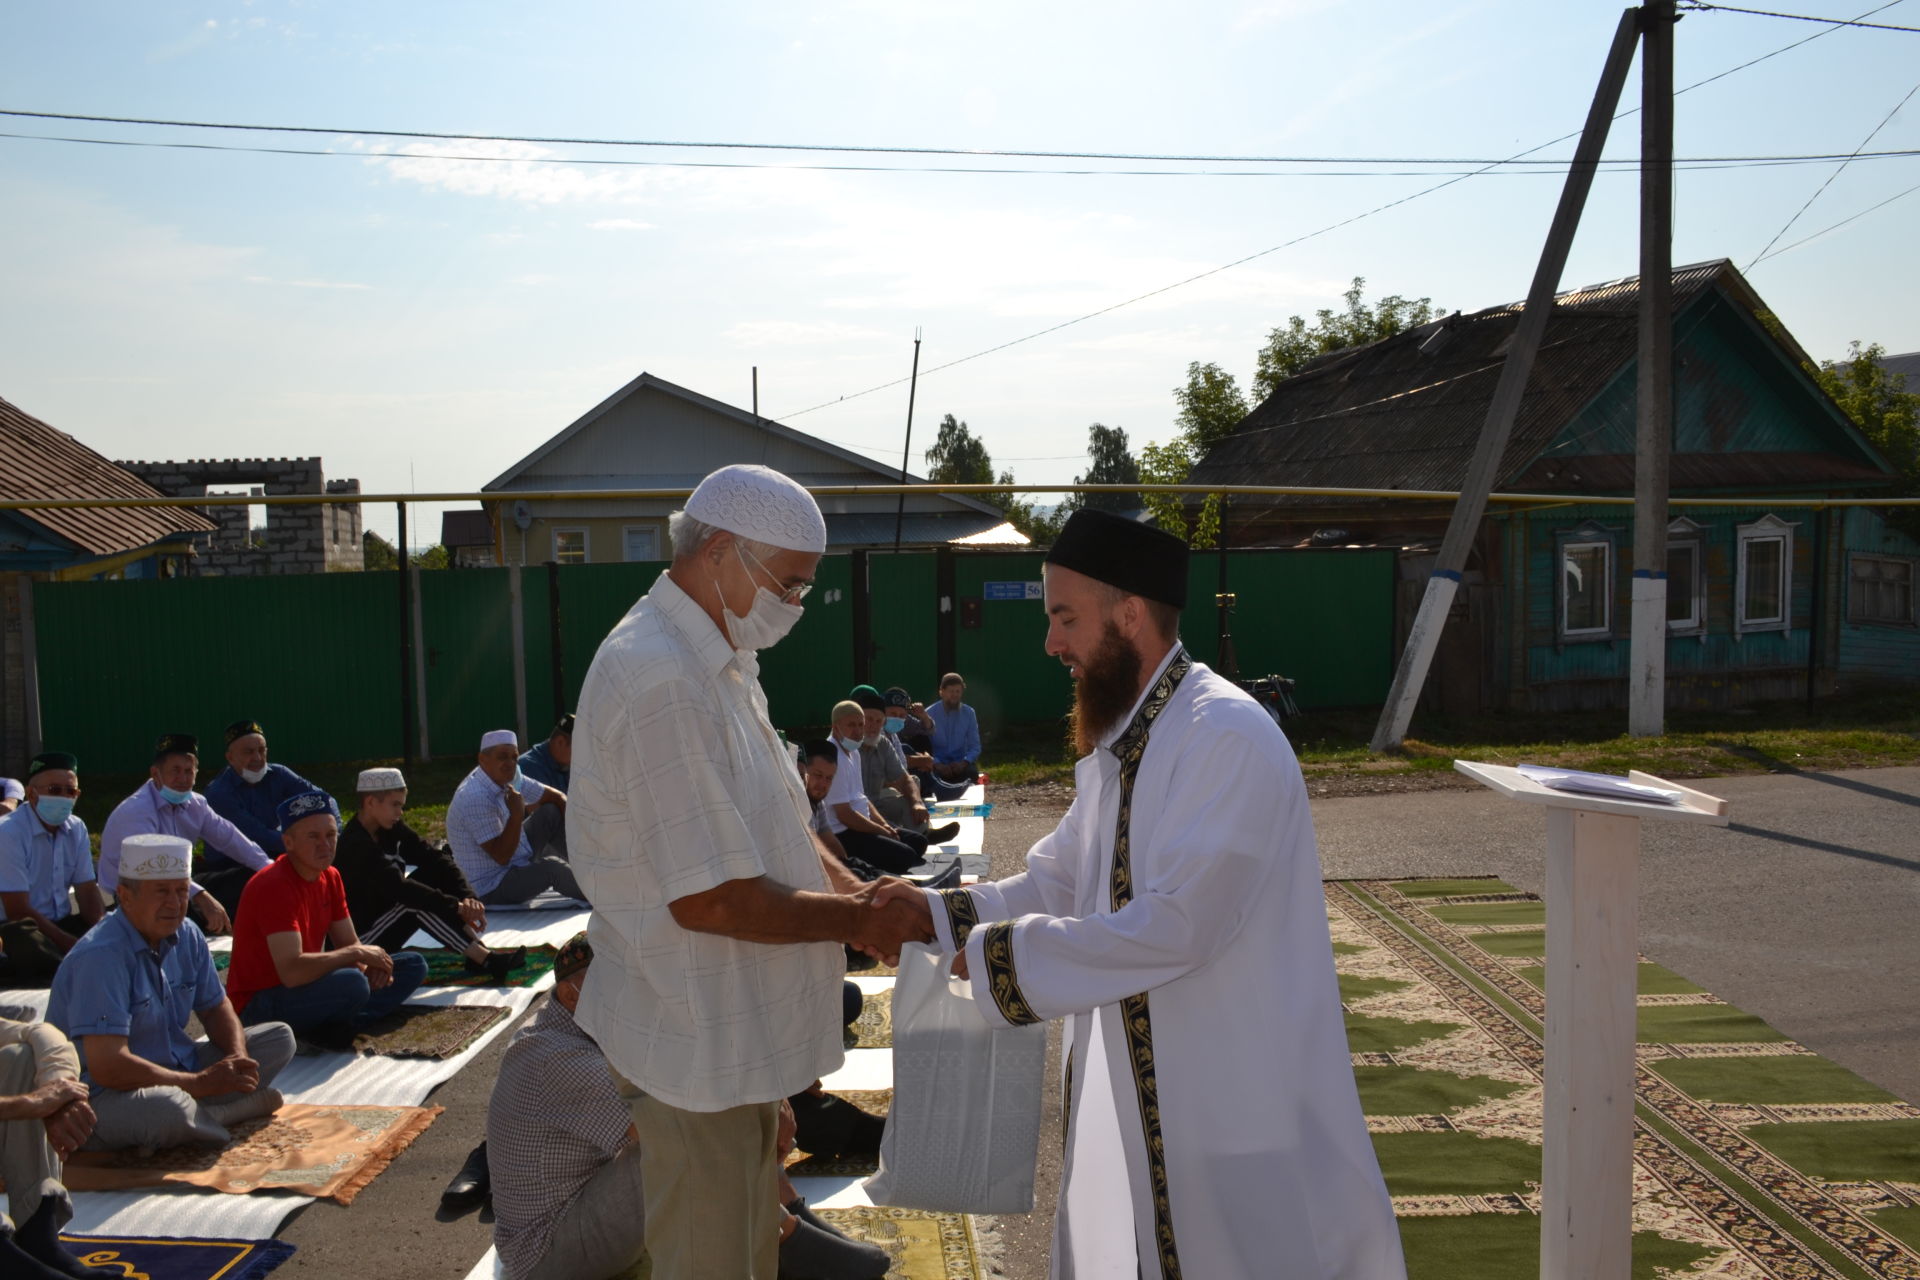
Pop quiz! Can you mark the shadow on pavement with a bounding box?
[1708,743,1920,811]
[1727,822,1920,873]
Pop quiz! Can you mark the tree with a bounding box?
[409,543,450,570]
[1814,342,1920,535]
[1138,362,1248,548]
[1060,423,1141,515]
[363,530,399,571]
[1254,277,1440,400]
[925,412,1064,543]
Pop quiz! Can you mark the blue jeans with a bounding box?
[240,952,428,1038]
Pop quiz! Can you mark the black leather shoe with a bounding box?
[924,821,962,844]
[440,1141,490,1213]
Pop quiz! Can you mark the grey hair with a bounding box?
[668,510,780,563]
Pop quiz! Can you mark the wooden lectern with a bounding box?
[1453,762,1730,1280]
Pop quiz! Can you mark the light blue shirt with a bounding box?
[0,801,94,921]
[926,700,981,765]
[49,908,224,1078]
[446,766,547,897]
[98,781,270,894]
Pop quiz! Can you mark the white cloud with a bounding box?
[245,276,373,291]
[725,319,892,347]
[589,218,658,232]
[511,273,558,287]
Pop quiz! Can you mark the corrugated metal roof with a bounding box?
[1187,259,1882,508]
[822,511,1027,549]
[1877,350,1920,382]
[0,394,214,557]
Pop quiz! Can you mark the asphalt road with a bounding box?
[280,765,1919,1280]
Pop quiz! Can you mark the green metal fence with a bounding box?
[29,547,1394,774]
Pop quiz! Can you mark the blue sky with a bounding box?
[3,0,1916,545]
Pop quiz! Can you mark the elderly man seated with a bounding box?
[204,718,318,880]
[48,835,294,1151]
[225,790,427,1048]
[100,733,269,934]
[821,701,928,876]
[518,713,573,794]
[849,685,959,844]
[485,933,888,1280]
[0,752,104,985]
[0,1014,114,1279]
[337,768,525,982]
[920,672,981,801]
[448,730,580,907]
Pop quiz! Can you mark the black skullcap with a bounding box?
[225,719,265,745]
[28,751,78,778]
[882,686,912,708]
[153,733,199,763]
[801,738,839,765]
[553,712,576,737]
[848,685,886,711]
[1045,509,1189,609]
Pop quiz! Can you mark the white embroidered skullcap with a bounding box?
[685,465,826,555]
[119,833,193,881]
[357,767,407,792]
[480,729,517,751]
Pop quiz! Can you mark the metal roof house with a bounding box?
[1187,260,1919,713]
[480,372,1025,566]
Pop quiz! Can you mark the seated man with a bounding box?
[48,834,294,1151]
[517,713,573,794]
[799,741,873,880]
[448,730,580,907]
[0,751,105,985]
[203,719,318,886]
[336,768,525,982]
[0,777,21,817]
[850,686,959,843]
[882,685,937,760]
[921,672,981,801]
[821,701,927,876]
[225,790,427,1047]
[100,734,268,934]
[0,1014,115,1280]
[487,933,888,1280]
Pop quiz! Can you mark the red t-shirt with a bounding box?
[225,855,352,1015]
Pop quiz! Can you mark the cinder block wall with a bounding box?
[116,458,364,575]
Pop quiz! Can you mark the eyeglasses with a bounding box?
[737,544,814,603]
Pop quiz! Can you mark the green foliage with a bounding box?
[1813,341,1919,535]
[1254,277,1439,400]
[409,543,450,570]
[1138,363,1243,548]
[1172,361,1250,452]
[1059,422,1141,516]
[923,413,995,485]
[362,530,399,571]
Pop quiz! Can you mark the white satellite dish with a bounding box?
[512,500,533,532]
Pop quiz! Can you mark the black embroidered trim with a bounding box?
[981,922,1041,1027]
[937,887,980,951]
[1106,646,1190,1280]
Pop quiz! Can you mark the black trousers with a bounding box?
[835,828,927,875]
[0,913,89,986]
[196,863,256,921]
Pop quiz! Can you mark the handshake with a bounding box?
[846,877,937,966]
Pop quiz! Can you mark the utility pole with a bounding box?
[1371,8,1643,752]
[892,330,923,555]
[1628,0,1676,736]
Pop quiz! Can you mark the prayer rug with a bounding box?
[787,1089,892,1178]
[1332,877,1920,1280]
[350,1001,510,1059]
[851,988,893,1050]
[63,1103,441,1205]
[210,946,559,989]
[811,1206,992,1280]
[57,1234,296,1280]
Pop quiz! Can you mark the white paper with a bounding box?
[1516,764,1683,805]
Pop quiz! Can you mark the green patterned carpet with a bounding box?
[1335,878,1920,1280]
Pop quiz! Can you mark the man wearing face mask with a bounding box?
[100,734,265,937]
[568,464,933,1280]
[446,730,581,908]
[204,719,317,860]
[0,752,105,984]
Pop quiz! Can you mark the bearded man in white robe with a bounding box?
[880,508,1405,1280]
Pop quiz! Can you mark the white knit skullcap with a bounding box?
[120,833,193,881]
[357,768,407,792]
[480,729,517,751]
[685,465,826,554]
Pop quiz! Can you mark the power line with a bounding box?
[772,1,1912,422]
[1752,176,1920,262]
[1746,77,1920,266]
[6,127,1913,177]
[1678,2,1920,31]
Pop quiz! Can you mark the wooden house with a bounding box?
[1187,261,1919,713]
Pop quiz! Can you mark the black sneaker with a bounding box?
[924,821,962,844]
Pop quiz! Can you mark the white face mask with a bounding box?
[240,765,270,785]
[714,544,804,651]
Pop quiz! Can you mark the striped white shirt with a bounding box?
[569,572,843,1112]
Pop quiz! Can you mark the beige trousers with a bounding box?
[0,1034,72,1229]
[614,1071,781,1280]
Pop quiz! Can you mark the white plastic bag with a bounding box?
[863,941,1047,1213]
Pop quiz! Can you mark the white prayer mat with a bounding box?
[274,984,546,1106]
[463,1247,504,1280]
[61,1186,314,1239]
[484,890,586,912]
[401,905,589,953]
[821,1047,895,1093]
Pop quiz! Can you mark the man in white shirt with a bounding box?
[569,464,930,1280]
[445,731,579,906]
[878,509,1404,1280]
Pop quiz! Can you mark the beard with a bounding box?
[1069,621,1145,757]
